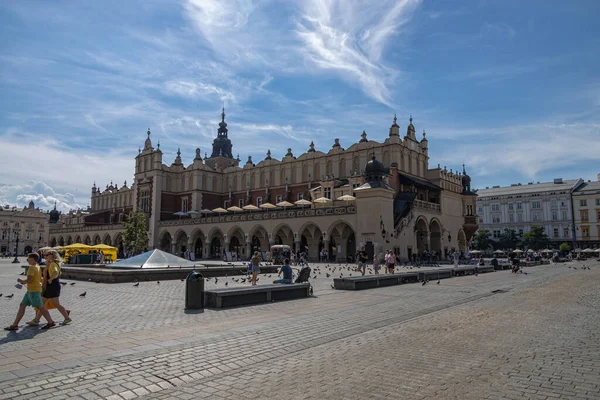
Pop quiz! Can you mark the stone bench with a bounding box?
[333,272,419,290]
[204,283,310,309]
[417,268,454,282]
[454,266,476,276]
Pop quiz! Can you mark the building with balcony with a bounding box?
[572,174,600,249]
[0,201,49,255]
[49,110,478,261]
[475,178,584,246]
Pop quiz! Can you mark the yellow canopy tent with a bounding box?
[58,243,92,263]
[90,244,118,263]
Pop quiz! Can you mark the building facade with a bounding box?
[572,174,600,249]
[0,201,50,255]
[49,110,478,261]
[476,178,584,246]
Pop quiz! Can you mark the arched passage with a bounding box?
[249,225,269,253]
[429,219,442,260]
[298,222,323,261]
[66,236,72,245]
[327,221,356,262]
[113,233,124,258]
[83,235,91,245]
[208,228,224,259]
[414,217,429,257]
[159,231,172,253]
[58,237,65,246]
[50,238,57,248]
[227,226,245,259]
[103,234,112,246]
[93,235,102,245]
[174,230,188,257]
[272,223,294,248]
[190,228,206,260]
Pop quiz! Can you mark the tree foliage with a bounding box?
[473,230,492,250]
[559,242,571,252]
[121,210,149,255]
[521,225,550,250]
[498,229,520,250]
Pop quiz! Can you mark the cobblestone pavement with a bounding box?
[0,258,599,399]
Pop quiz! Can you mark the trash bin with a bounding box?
[185,271,204,309]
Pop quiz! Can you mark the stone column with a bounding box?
[171,241,176,255]
[426,232,431,252]
[204,242,210,259]
[246,241,252,260]
[323,240,330,263]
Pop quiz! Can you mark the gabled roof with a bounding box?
[109,249,197,269]
[476,179,581,197]
[398,173,441,191]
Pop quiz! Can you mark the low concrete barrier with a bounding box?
[204,283,310,308]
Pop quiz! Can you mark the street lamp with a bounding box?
[12,232,20,264]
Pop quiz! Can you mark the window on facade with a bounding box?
[508,213,514,222]
[297,192,304,200]
[553,228,559,238]
[492,215,501,223]
[26,232,31,240]
[181,198,189,213]
[517,203,522,210]
[532,201,541,209]
[596,198,600,206]
[580,199,587,207]
[552,211,558,220]
[478,206,483,212]
[324,187,332,199]
[276,195,282,204]
[551,200,558,208]
[560,201,566,207]
[532,213,541,222]
[257,197,263,207]
[14,222,20,228]
[491,204,499,211]
[582,211,589,221]
[238,199,244,208]
[2,222,7,226]
[582,227,590,237]
[140,189,150,213]
[1,231,7,240]
[561,210,568,220]
[492,230,500,238]
[508,203,513,210]
[563,228,569,237]
[597,210,600,220]
[517,213,523,222]
[478,217,483,223]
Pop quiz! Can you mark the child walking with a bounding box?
[4,253,55,331]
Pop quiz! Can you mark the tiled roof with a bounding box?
[475,179,581,197]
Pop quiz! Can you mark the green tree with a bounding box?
[498,229,520,251]
[473,230,492,250]
[559,242,571,253]
[521,225,550,250]
[121,210,149,256]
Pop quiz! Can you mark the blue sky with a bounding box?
[1,0,599,212]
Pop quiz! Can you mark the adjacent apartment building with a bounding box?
[0,201,50,255]
[476,178,583,247]
[572,174,600,249]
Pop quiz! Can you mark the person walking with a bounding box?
[387,250,396,274]
[5,253,54,331]
[373,254,381,275]
[357,246,368,276]
[250,251,261,286]
[29,250,71,326]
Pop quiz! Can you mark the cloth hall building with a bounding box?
[48,110,478,262]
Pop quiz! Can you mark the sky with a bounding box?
[1,0,599,213]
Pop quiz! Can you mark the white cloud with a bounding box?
[296,0,421,105]
[0,181,81,213]
[163,80,236,102]
[0,132,134,208]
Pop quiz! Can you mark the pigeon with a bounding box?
[61,282,67,286]
[133,282,139,287]
[181,278,185,281]
[326,273,330,278]
[80,292,86,297]
[422,280,427,286]
[241,278,246,283]
[225,282,228,286]
[330,284,335,289]
[0,294,2,297]
[309,286,313,296]
[95,280,100,284]
[214,278,218,284]
[437,280,440,285]
[20,271,26,276]
[6,294,14,299]
[157,281,160,284]
[70,282,76,286]
[268,275,271,278]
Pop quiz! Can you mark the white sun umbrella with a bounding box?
[276,201,294,209]
[174,211,187,216]
[187,210,200,216]
[212,207,228,213]
[527,249,535,253]
[337,194,356,201]
[513,249,524,253]
[227,206,243,213]
[242,204,259,211]
[313,197,332,204]
[493,249,504,254]
[260,202,277,209]
[469,250,482,254]
[199,209,213,214]
[582,248,595,253]
[294,199,312,208]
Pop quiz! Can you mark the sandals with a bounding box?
[41,322,56,330]
[26,320,40,326]
[4,325,18,331]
